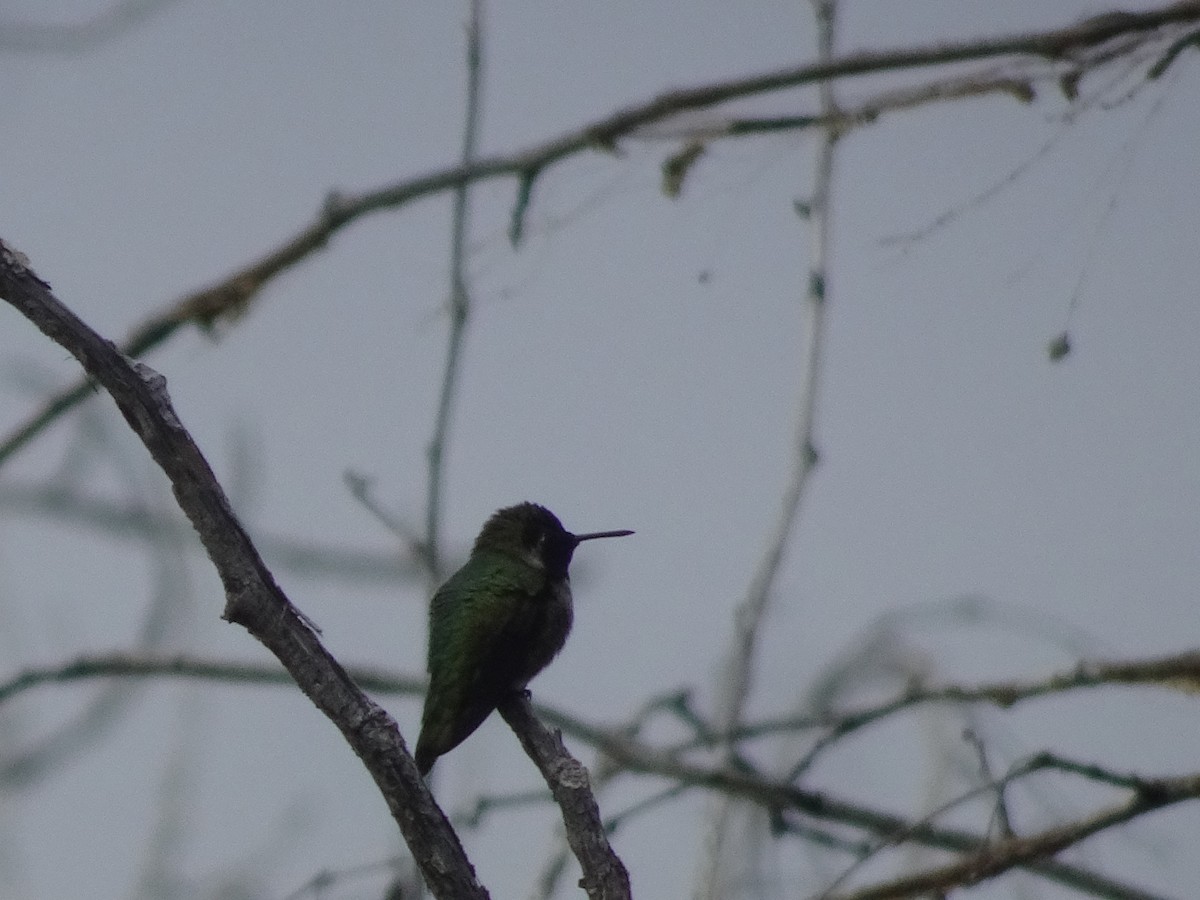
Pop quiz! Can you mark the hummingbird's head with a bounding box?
[474,503,633,580]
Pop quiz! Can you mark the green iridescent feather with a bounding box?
[415,547,571,773]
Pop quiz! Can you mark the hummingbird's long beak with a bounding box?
[572,529,634,544]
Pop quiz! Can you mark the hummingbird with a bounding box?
[414,502,633,775]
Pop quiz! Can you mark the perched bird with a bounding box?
[415,502,632,775]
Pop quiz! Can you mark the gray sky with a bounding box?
[1,1,1198,898]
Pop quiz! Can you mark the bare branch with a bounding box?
[526,687,699,899]
[0,653,423,707]
[782,650,1200,778]
[638,72,1035,148]
[0,646,1189,899]
[696,1,841,893]
[0,242,487,900]
[1,478,419,585]
[826,770,1200,899]
[0,470,198,788]
[453,788,552,830]
[497,694,632,900]
[280,857,407,900]
[3,1,1197,466]
[342,469,434,577]
[1148,23,1200,75]
[599,740,1183,900]
[0,0,183,54]
[426,0,485,583]
[8,646,1195,756]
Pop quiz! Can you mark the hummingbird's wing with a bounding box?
[415,553,547,773]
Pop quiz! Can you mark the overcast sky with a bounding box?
[1,2,1198,898]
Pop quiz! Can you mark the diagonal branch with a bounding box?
[0,240,487,900]
[825,770,1200,899]
[599,738,1190,900]
[3,1,1197,467]
[498,694,632,900]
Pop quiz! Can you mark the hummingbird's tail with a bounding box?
[414,745,436,776]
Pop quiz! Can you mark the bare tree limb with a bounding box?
[641,72,1035,150]
[0,241,487,900]
[814,749,1086,898]
[2,1,1197,467]
[782,650,1200,778]
[497,694,632,900]
[825,769,1200,899]
[0,646,1190,898]
[0,653,423,707]
[601,740,1186,900]
[7,646,1195,752]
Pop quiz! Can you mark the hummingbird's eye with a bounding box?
[521,520,546,552]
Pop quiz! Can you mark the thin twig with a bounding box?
[964,728,1014,838]
[823,771,1199,900]
[425,0,485,582]
[784,651,1200,778]
[0,653,426,706]
[342,469,433,575]
[280,857,406,900]
[453,788,552,830]
[815,750,1050,898]
[695,2,840,895]
[636,71,1035,146]
[2,478,420,585]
